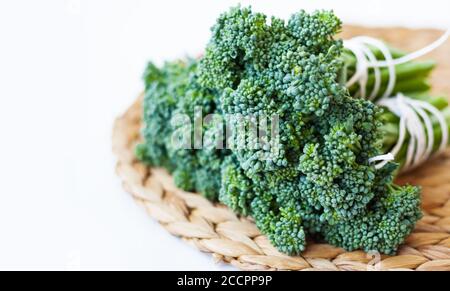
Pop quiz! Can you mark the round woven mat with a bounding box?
[113,26,450,271]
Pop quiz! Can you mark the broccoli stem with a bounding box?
[342,45,406,68]
[343,43,435,101]
[380,101,450,161]
[343,42,448,170]
[347,61,435,94]
[391,77,431,95]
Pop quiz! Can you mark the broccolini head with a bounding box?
[137,6,422,256]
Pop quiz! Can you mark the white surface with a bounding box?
[0,0,449,271]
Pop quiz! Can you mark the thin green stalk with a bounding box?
[380,103,450,164]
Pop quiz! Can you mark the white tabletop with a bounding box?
[0,0,448,270]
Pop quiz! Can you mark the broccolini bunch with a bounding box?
[136,6,449,255]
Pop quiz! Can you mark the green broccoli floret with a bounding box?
[252,195,307,255]
[219,157,255,215]
[200,6,389,224]
[137,6,424,256]
[221,158,307,253]
[199,6,421,254]
[138,59,228,200]
[321,184,422,254]
[137,60,190,170]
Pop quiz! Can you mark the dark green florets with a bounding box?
[321,184,422,254]
[137,60,191,170]
[137,6,422,256]
[137,59,228,200]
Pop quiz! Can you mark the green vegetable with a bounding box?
[136,59,227,200]
[136,6,448,255]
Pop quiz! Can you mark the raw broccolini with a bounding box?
[136,6,449,255]
[136,60,227,200]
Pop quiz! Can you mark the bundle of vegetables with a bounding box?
[136,6,450,255]
[342,36,450,171]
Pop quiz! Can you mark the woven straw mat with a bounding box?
[112,26,450,271]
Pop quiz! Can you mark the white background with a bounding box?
[0,0,449,270]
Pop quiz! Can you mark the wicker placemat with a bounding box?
[113,26,450,271]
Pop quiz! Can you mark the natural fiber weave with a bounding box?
[113,26,450,271]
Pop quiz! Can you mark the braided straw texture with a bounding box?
[113,26,450,271]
